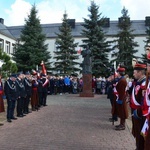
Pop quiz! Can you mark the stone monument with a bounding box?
[80,47,94,97]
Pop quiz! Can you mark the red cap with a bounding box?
[134,63,146,70]
[117,67,125,72]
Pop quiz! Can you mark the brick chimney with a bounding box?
[0,18,4,24]
[145,16,150,26]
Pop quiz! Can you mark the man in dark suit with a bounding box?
[16,72,26,117]
[40,74,49,106]
[4,74,17,122]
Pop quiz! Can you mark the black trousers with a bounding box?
[23,95,31,113]
[7,99,16,119]
[17,97,24,116]
[42,91,47,106]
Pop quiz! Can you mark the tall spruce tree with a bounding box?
[111,7,138,76]
[54,12,80,75]
[13,4,51,72]
[81,1,110,77]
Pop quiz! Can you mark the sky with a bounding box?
[0,0,150,26]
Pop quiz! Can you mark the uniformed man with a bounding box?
[16,72,26,117]
[40,74,49,106]
[23,71,32,114]
[108,72,118,122]
[143,49,150,150]
[129,63,146,150]
[4,74,17,122]
[112,66,128,130]
[31,71,39,111]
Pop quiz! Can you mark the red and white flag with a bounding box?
[41,61,47,75]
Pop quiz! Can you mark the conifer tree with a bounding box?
[111,7,138,76]
[13,4,51,72]
[54,12,80,75]
[81,1,110,77]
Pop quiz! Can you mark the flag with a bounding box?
[77,48,82,54]
[40,61,47,75]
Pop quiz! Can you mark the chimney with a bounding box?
[103,18,110,27]
[67,19,75,28]
[145,16,150,26]
[0,18,4,24]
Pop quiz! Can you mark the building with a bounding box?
[0,18,16,56]
[0,17,150,72]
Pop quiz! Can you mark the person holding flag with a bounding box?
[40,61,49,106]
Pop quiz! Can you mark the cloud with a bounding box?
[4,0,150,26]
[37,0,90,24]
[4,0,111,26]
[121,0,150,20]
[5,0,32,26]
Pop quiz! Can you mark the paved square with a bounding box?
[0,94,135,150]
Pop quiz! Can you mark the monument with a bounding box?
[80,47,94,97]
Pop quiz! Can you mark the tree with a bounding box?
[13,4,51,72]
[111,7,138,77]
[81,1,110,77]
[54,12,80,75]
[0,49,17,77]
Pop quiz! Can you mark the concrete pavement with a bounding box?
[0,94,135,150]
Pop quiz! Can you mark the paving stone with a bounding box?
[0,94,136,150]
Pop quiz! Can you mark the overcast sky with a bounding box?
[0,0,150,26]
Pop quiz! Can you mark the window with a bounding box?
[5,41,10,54]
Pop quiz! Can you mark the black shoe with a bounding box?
[24,112,28,114]
[43,104,48,106]
[17,115,23,117]
[0,123,4,126]
[7,119,12,122]
[115,125,125,131]
[11,117,17,120]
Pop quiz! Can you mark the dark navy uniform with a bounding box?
[40,74,49,106]
[4,74,17,122]
[37,77,43,107]
[24,74,32,113]
[16,73,26,117]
